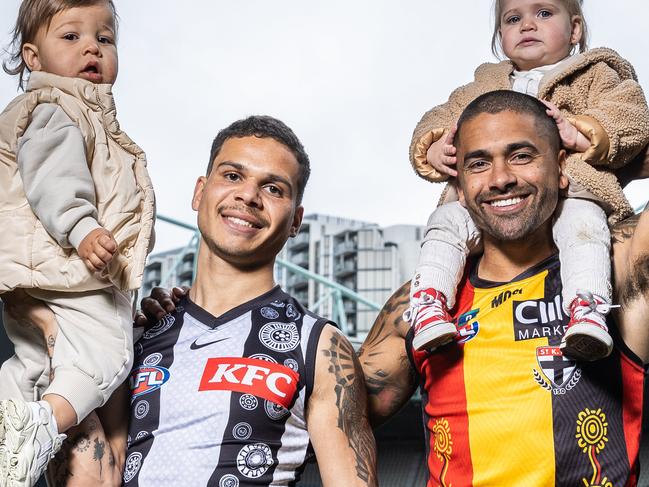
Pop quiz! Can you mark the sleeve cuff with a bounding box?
[412,128,450,183]
[68,216,102,250]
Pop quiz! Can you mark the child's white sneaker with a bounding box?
[404,288,457,351]
[560,291,616,361]
[0,399,65,487]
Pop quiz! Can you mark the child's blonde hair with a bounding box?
[491,0,589,59]
[3,0,118,90]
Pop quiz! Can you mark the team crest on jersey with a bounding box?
[237,443,274,479]
[259,322,300,352]
[455,308,479,343]
[130,365,170,400]
[533,346,581,395]
[143,314,175,339]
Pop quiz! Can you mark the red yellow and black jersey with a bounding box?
[408,254,645,487]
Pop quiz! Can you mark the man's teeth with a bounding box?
[490,197,523,208]
[227,216,254,228]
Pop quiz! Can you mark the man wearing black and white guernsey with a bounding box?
[119,116,378,486]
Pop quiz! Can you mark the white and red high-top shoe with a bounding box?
[403,288,457,351]
[560,291,617,361]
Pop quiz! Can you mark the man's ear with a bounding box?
[191,176,207,211]
[21,43,42,72]
[290,206,304,237]
[558,149,569,190]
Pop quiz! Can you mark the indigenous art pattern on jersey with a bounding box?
[125,287,327,486]
[409,255,645,487]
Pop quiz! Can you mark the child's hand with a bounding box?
[426,126,458,178]
[78,228,117,272]
[542,100,590,153]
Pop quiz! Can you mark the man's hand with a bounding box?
[78,228,117,273]
[426,126,458,178]
[134,286,188,328]
[542,100,590,153]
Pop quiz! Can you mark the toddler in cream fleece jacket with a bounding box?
[406,0,649,358]
[0,1,154,484]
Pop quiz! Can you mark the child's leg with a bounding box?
[28,287,134,430]
[412,201,481,306]
[553,198,614,360]
[408,201,481,350]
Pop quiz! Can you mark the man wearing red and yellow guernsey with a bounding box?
[359,90,649,486]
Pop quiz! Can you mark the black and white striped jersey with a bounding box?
[123,286,328,486]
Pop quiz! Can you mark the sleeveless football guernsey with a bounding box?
[124,286,327,486]
[409,255,645,487]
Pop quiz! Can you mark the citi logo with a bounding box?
[199,357,299,408]
[491,288,523,308]
[514,294,566,326]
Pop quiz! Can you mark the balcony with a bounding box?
[290,251,309,268]
[288,274,309,289]
[178,259,194,278]
[144,268,161,283]
[334,259,356,276]
[334,240,357,256]
[289,232,310,250]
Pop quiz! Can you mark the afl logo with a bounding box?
[237,443,274,479]
[259,322,299,352]
[130,365,170,399]
[143,314,175,339]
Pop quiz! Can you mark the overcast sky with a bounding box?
[1,1,647,253]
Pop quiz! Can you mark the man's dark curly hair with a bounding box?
[207,115,311,204]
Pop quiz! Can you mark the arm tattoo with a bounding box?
[322,333,377,485]
[93,437,106,478]
[360,283,415,398]
[73,432,90,453]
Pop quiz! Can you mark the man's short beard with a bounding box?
[469,185,559,242]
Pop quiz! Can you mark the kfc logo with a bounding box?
[199,357,299,408]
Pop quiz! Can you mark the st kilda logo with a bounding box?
[199,357,299,409]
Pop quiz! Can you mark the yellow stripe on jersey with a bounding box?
[463,270,555,485]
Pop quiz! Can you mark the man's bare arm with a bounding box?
[358,283,418,427]
[307,325,377,486]
[611,206,649,363]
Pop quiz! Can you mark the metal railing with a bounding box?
[153,215,381,334]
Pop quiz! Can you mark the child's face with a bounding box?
[23,3,118,84]
[498,0,582,71]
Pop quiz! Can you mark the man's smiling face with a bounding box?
[192,135,303,268]
[456,110,568,242]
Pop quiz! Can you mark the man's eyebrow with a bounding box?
[217,161,244,171]
[505,141,538,153]
[463,149,491,161]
